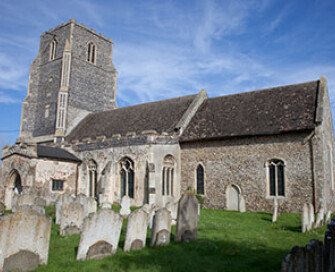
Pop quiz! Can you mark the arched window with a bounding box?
[50,39,57,60]
[87,42,96,63]
[88,160,97,199]
[196,164,205,195]
[120,158,134,198]
[162,155,175,196]
[268,159,285,197]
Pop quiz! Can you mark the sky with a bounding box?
[0,0,335,148]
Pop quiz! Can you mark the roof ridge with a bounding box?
[208,79,320,101]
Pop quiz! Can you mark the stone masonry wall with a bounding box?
[180,132,315,213]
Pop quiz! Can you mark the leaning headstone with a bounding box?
[0,206,52,272]
[308,203,315,230]
[150,208,171,247]
[75,194,97,218]
[35,197,46,207]
[120,196,131,217]
[272,198,278,223]
[315,206,325,228]
[60,202,85,236]
[55,194,74,224]
[124,209,149,251]
[77,209,123,260]
[302,203,309,233]
[175,194,198,242]
[325,211,331,224]
[166,201,178,225]
[0,202,5,215]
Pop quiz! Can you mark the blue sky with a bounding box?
[0,0,335,147]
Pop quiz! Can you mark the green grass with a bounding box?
[34,207,327,272]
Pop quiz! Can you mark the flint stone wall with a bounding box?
[0,207,52,271]
[181,132,316,213]
[60,202,85,236]
[77,209,123,260]
[124,209,149,251]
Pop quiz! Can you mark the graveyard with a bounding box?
[27,206,327,272]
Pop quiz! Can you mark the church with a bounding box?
[1,19,334,214]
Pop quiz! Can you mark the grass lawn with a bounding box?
[33,207,327,272]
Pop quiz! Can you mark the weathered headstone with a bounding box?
[302,203,309,233]
[308,203,315,230]
[77,209,123,260]
[325,211,331,225]
[0,206,52,272]
[75,194,97,217]
[166,201,178,225]
[272,198,278,223]
[315,206,325,228]
[150,208,171,247]
[0,202,5,215]
[175,194,198,242]
[60,202,85,236]
[17,204,45,215]
[323,220,335,272]
[120,196,131,217]
[124,209,149,251]
[55,194,74,224]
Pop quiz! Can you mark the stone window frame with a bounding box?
[87,41,97,64]
[195,163,206,195]
[87,159,98,198]
[162,155,175,197]
[49,39,57,61]
[52,179,64,191]
[265,158,286,198]
[119,157,135,199]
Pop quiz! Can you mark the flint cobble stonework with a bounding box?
[181,132,315,213]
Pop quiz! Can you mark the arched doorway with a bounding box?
[227,185,240,211]
[5,170,22,210]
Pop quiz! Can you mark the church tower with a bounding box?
[20,19,118,143]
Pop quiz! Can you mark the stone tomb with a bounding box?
[124,209,149,251]
[60,202,85,236]
[150,208,171,247]
[0,207,52,272]
[77,209,123,260]
[120,196,131,217]
[175,194,199,242]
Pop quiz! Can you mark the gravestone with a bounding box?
[175,194,198,242]
[0,207,52,272]
[150,208,171,247]
[326,211,331,224]
[272,198,278,223]
[305,239,323,272]
[315,206,325,228]
[55,194,74,224]
[302,203,309,233]
[17,204,45,215]
[75,194,97,217]
[124,209,149,251]
[120,196,131,217]
[0,202,5,215]
[166,201,178,226]
[77,209,123,260]
[308,203,315,230]
[60,202,85,236]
